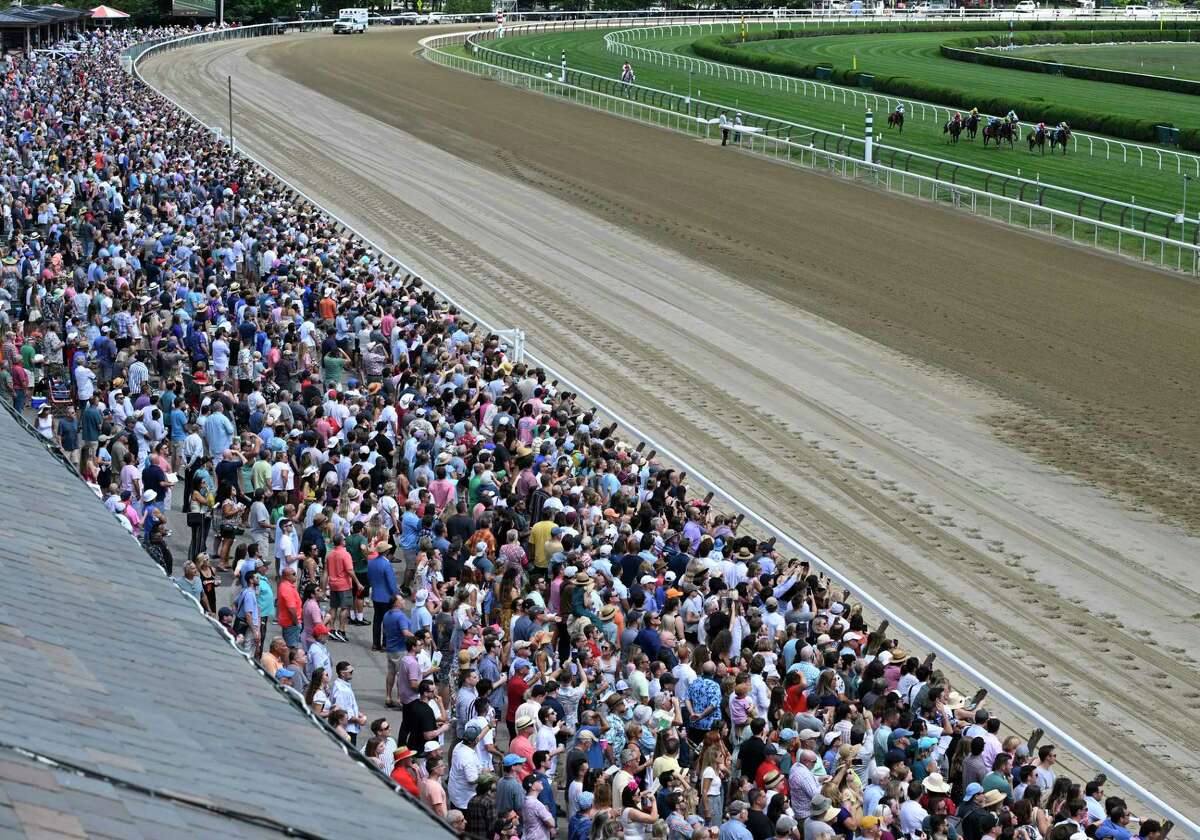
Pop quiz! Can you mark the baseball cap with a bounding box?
[313,624,330,637]
[577,792,595,809]
[775,815,797,834]
[503,754,526,767]
[513,657,531,671]
[917,736,938,751]
[859,817,880,830]
[780,728,799,741]
[275,668,294,679]
[964,782,984,800]
[463,724,482,741]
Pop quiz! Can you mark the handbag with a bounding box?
[186,511,207,527]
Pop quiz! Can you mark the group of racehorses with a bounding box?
[888,107,1071,154]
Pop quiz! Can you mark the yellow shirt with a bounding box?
[652,755,682,781]
[530,519,555,569]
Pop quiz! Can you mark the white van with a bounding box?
[333,8,369,33]
[1014,1,1037,13]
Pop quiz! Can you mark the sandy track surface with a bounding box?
[143,30,1200,814]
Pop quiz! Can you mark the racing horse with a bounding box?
[964,113,980,141]
[943,118,963,143]
[1050,124,1072,155]
[888,109,904,134]
[1027,127,1046,155]
[983,120,1016,149]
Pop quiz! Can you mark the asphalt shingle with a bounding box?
[0,407,453,839]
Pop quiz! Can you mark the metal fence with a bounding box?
[450,30,1200,274]
[469,23,1200,246]
[602,20,1200,178]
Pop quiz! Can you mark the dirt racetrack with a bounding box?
[143,29,1200,815]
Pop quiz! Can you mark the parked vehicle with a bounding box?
[332,7,369,33]
[1014,0,1037,12]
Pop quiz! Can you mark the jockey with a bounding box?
[620,62,635,85]
[970,107,979,119]
[1059,120,1070,132]
[987,115,1001,128]
[1006,109,1019,125]
[952,111,962,123]
[895,102,905,115]
[1037,121,1046,136]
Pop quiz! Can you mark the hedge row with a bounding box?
[942,30,1200,97]
[690,31,1200,149]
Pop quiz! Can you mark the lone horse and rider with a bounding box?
[888,102,905,134]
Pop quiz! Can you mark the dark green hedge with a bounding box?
[942,30,1200,97]
[691,29,1200,149]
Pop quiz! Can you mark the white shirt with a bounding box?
[899,799,928,835]
[330,677,361,733]
[448,741,483,810]
[75,365,96,400]
[534,723,560,776]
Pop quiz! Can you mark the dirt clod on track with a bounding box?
[143,28,1200,816]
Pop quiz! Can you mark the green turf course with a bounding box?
[733,29,1200,129]
[479,27,1199,233]
[1009,42,1200,82]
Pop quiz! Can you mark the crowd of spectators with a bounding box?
[0,22,1174,840]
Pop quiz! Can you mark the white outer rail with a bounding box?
[601,18,1200,178]
[472,20,1200,241]
[130,23,1200,835]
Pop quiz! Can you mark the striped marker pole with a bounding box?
[560,49,566,83]
[865,108,873,163]
[497,9,504,38]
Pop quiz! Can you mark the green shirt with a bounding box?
[347,533,369,575]
[323,354,345,383]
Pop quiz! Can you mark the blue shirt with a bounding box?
[399,510,421,551]
[1095,821,1133,840]
[686,676,723,730]
[367,555,397,605]
[568,813,592,840]
[382,608,411,653]
[170,408,188,441]
[235,587,259,626]
[718,820,753,840]
[202,411,235,456]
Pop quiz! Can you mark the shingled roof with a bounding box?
[0,404,452,838]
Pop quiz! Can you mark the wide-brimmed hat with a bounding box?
[809,794,839,821]
[515,715,534,730]
[393,747,416,762]
[923,773,950,794]
[762,770,783,788]
[980,790,1006,808]
[598,604,617,621]
[733,546,754,561]
[573,571,591,586]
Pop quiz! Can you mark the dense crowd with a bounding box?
[0,23,1173,840]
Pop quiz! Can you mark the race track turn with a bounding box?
[142,28,1200,813]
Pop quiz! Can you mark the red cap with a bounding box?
[313,624,330,636]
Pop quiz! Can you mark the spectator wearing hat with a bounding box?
[466,774,498,839]
[521,772,555,840]
[450,724,487,810]
[497,755,527,828]
[720,800,754,840]
[568,791,595,840]
[509,715,537,781]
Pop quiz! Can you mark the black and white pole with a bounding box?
[497,9,505,38]
[560,50,567,83]
[864,108,873,163]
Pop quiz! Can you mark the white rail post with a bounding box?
[864,108,873,163]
